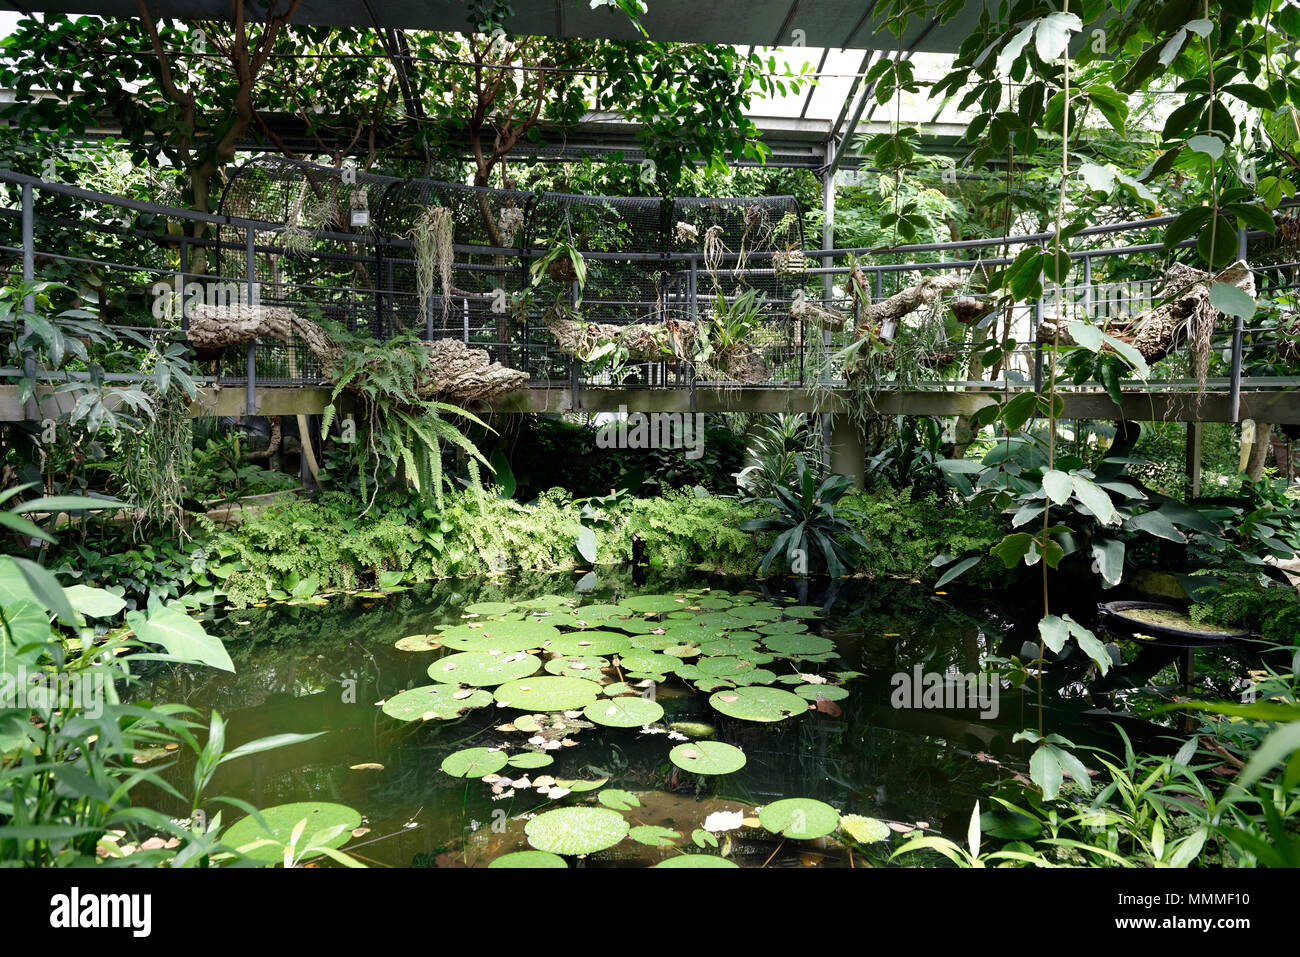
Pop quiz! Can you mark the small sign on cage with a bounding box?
[350,208,370,227]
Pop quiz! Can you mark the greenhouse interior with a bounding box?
[0,0,1297,910]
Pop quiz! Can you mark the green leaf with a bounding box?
[1071,475,1117,524]
[1039,615,1069,654]
[1208,282,1255,320]
[127,604,234,672]
[1042,469,1073,504]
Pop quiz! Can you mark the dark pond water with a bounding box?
[130,568,1257,867]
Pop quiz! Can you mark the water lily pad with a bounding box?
[525,806,628,856]
[494,676,603,711]
[628,825,680,846]
[839,814,891,844]
[709,686,807,723]
[758,620,808,635]
[616,650,678,674]
[507,752,554,769]
[795,683,849,700]
[519,594,573,608]
[630,633,677,651]
[697,655,757,677]
[731,669,778,686]
[395,634,441,652]
[598,789,642,810]
[653,854,738,868]
[620,594,685,614]
[669,741,747,775]
[224,802,361,864]
[584,696,664,727]
[382,684,492,721]
[543,654,609,677]
[542,630,633,656]
[781,605,824,619]
[428,651,541,686]
[695,596,734,610]
[663,644,701,658]
[602,682,638,697]
[763,634,835,657]
[700,637,760,657]
[437,619,561,652]
[441,747,508,778]
[759,798,839,839]
[554,777,608,792]
[488,850,567,868]
[729,604,781,623]
[465,601,517,616]
[572,603,629,620]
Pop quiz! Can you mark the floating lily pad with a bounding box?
[653,854,739,868]
[616,650,678,674]
[554,777,608,792]
[781,605,824,619]
[529,611,578,628]
[395,634,441,652]
[441,747,508,778]
[488,850,567,868]
[669,741,747,775]
[795,683,849,701]
[709,687,807,723]
[507,752,554,769]
[602,682,638,697]
[695,596,733,610]
[763,634,835,657]
[620,594,685,614]
[759,798,840,839]
[629,633,677,651]
[731,668,778,686]
[518,594,573,608]
[428,651,541,686]
[542,630,633,656]
[572,603,629,620]
[525,806,628,856]
[598,789,642,810]
[628,825,680,846]
[758,620,809,635]
[729,604,781,623]
[224,802,361,864]
[700,637,760,657]
[697,655,757,677]
[437,619,561,652]
[382,684,492,721]
[543,654,609,677]
[464,601,517,616]
[584,696,665,727]
[494,676,603,711]
[839,814,891,844]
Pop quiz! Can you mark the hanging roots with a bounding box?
[186,302,527,401]
[772,248,809,275]
[498,205,524,239]
[703,225,727,281]
[675,221,699,244]
[545,314,699,361]
[790,296,847,331]
[1040,260,1255,369]
[411,205,455,323]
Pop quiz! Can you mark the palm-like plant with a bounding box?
[740,456,870,577]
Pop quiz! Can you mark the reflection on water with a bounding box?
[129,567,1239,867]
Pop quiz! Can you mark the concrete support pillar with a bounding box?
[830,414,865,489]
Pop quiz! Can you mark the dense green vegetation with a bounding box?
[4,0,1300,871]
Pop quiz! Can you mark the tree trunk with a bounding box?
[1247,422,1273,482]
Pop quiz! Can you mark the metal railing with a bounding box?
[2,166,1297,420]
